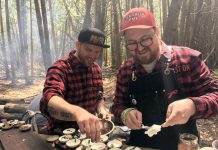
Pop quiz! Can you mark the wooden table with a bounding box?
[0,129,53,150]
[0,128,158,150]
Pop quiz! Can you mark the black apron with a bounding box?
[127,56,199,150]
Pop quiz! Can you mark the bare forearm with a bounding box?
[48,96,85,121]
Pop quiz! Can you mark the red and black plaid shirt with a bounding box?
[40,50,103,131]
[112,42,218,124]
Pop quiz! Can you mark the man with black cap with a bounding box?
[112,8,218,149]
[40,28,110,142]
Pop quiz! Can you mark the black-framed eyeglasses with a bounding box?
[125,34,155,51]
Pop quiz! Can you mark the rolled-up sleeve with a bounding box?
[40,61,67,117]
[112,65,131,125]
[188,54,218,118]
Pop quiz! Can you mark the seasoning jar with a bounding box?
[178,133,199,150]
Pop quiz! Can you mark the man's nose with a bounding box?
[136,43,144,52]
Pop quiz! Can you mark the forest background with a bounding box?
[0,0,217,147]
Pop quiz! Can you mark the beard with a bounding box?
[77,49,94,67]
[133,46,159,65]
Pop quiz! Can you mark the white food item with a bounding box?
[19,124,32,131]
[0,123,4,129]
[100,135,108,143]
[144,124,161,137]
[58,135,72,143]
[63,128,76,135]
[91,142,106,150]
[76,145,91,150]
[107,139,122,148]
[125,146,141,150]
[199,147,213,150]
[110,148,122,150]
[78,133,86,140]
[81,139,92,147]
[46,135,59,142]
[66,139,81,148]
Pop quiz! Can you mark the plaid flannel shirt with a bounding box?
[40,50,103,132]
[112,42,218,124]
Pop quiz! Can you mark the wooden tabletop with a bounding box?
[0,128,158,150]
[0,129,53,150]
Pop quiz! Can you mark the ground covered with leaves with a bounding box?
[0,67,217,147]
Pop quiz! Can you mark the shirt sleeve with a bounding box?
[188,54,218,119]
[40,61,67,118]
[111,67,131,125]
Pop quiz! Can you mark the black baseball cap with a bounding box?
[78,28,110,48]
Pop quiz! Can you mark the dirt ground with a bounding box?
[0,68,217,147]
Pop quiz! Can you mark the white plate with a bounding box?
[63,128,76,135]
[91,142,106,150]
[107,139,122,148]
[66,139,81,148]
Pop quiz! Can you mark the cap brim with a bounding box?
[102,45,110,48]
[84,42,110,48]
[119,25,154,36]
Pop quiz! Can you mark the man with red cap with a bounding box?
[40,28,110,142]
[112,8,218,149]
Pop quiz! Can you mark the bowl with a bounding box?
[212,140,218,150]
[99,119,114,136]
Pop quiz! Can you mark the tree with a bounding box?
[94,0,107,67]
[5,0,17,85]
[0,0,10,79]
[16,0,31,85]
[34,0,52,70]
[83,0,93,29]
[163,0,184,44]
[48,0,58,60]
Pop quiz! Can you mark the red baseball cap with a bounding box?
[120,8,157,35]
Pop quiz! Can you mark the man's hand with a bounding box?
[162,98,196,127]
[97,100,113,120]
[125,109,142,130]
[97,107,113,120]
[75,108,100,142]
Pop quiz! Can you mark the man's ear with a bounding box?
[76,41,81,49]
[155,27,161,39]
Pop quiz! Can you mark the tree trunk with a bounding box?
[131,0,137,8]
[95,0,107,67]
[162,0,168,33]
[0,112,23,120]
[34,0,51,70]
[16,0,31,85]
[148,0,153,13]
[61,18,68,57]
[4,103,28,113]
[110,3,115,67]
[30,0,33,81]
[83,0,93,29]
[48,0,58,60]
[5,0,17,85]
[40,0,52,66]
[112,0,121,67]
[163,0,184,44]
[0,0,10,79]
